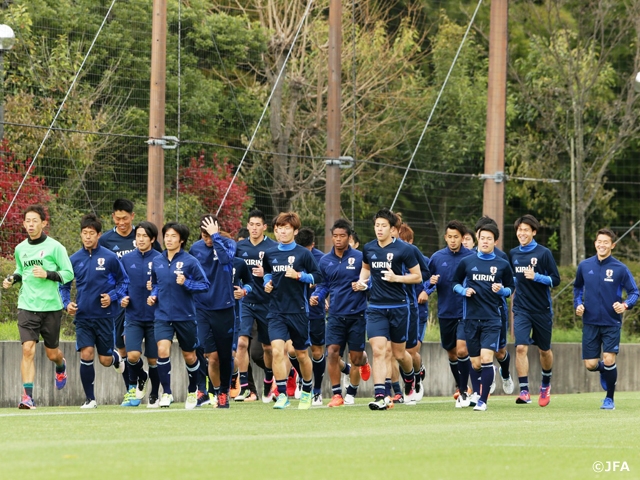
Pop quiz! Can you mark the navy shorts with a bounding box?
[154,320,199,352]
[196,307,235,354]
[464,318,502,358]
[268,313,309,351]
[418,311,428,344]
[438,317,465,351]
[239,303,271,345]
[75,317,115,357]
[233,304,241,351]
[114,308,126,350]
[406,303,419,349]
[366,306,409,344]
[309,314,326,346]
[582,324,621,359]
[514,310,553,351]
[326,313,366,353]
[124,318,158,358]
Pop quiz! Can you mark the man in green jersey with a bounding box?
[2,205,75,409]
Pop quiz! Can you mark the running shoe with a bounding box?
[217,392,229,409]
[359,362,371,382]
[368,397,387,411]
[159,393,174,408]
[55,358,67,390]
[136,371,149,399]
[600,397,615,410]
[473,399,487,411]
[312,393,323,406]
[328,394,344,407]
[516,390,531,404]
[80,399,97,409]
[538,385,551,407]
[273,393,290,409]
[19,393,36,410]
[286,369,298,397]
[121,387,141,407]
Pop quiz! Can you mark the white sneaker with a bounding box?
[113,351,126,374]
[344,394,356,405]
[489,366,496,395]
[455,392,470,408]
[185,391,198,410]
[135,370,149,399]
[404,389,416,406]
[80,399,97,409]
[500,368,515,394]
[147,396,160,408]
[159,393,173,408]
[469,392,480,407]
[473,399,488,411]
[294,381,302,400]
[312,393,323,406]
[414,379,424,403]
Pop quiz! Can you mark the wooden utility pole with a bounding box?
[147,0,167,235]
[324,0,342,250]
[483,0,508,247]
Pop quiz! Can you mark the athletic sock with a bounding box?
[239,371,249,389]
[385,378,392,398]
[480,362,494,403]
[392,381,402,396]
[302,378,313,394]
[332,384,342,396]
[127,358,144,385]
[80,360,96,400]
[470,367,481,394]
[541,368,552,387]
[400,367,415,394]
[518,376,529,393]
[603,363,617,400]
[312,354,326,394]
[374,383,385,399]
[148,364,160,397]
[498,351,511,378]
[341,362,351,375]
[157,357,172,395]
[55,361,65,373]
[23,383,34,398]
[289,354,301,377]
[276,379,287,395]
[346,383,358,396]
[449,360,459,385]
[264,367,274,383]
[457,355,471,393]
[186,360,200,394]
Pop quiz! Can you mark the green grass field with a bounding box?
[1,393,638,480]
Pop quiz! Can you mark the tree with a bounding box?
[178,151,252,236]
[0,140,52,256]
[507,0,640,265]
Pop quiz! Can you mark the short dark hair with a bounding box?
[236,228,249,241]
[514,214,541,233]
[350,230,360,246]
[80,213,102,233]
[247,209,267,224]
[296,227,315,248]
[162,222,189,245]
[596,228,617,243]
[463,229,476,243]
[445,220,466,237]
[274,212,301,230]
[475,215,497,233]
[200,214,218,233]
[24,205,47,221]
[113,198,134,214]
[478,223,499,242]
[136,221,158,242]
[331,218,353,236]
[373,208,398,228]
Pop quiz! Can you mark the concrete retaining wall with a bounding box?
[1,341,638,408]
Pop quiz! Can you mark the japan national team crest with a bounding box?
[176,262,184,270]
[96,258,106,271]
[348,257,355,265]
[386,253,394,262]
[288,256,295,265]
[259,251,264,260]
[606,269,613,279]
[490,266,497,275]
[148,262,153,270]
[346,257,356,270]
[530,257,538,266]
[39,250,45,258]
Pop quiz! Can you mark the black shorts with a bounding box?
[17,309,63,349]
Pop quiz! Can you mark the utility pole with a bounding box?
[147,0,167,236]
[324,0,342,250]
[483,0,508,247]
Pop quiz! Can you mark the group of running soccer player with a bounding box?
[4,200,637,411]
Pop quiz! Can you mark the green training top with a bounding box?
[13,235,75,312]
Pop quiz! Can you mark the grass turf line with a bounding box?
[1,393,639,480]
